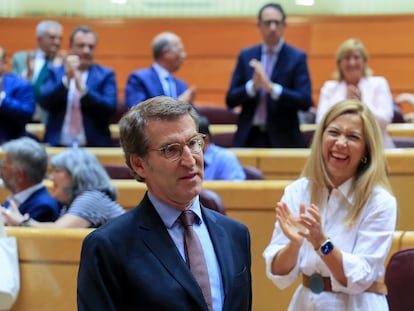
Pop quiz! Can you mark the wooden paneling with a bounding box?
[2,15,414,105]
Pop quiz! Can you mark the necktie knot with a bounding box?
[180,210,195,227]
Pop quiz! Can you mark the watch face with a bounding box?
[321,240,334,255]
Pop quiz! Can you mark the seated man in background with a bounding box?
[0,47,35,144]
[0,137,59,222]
[11,20,64,123]
[125,31,196,109]
[39,25,117,147]
[199,116,246,181]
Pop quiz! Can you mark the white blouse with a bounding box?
[263,177,397,311]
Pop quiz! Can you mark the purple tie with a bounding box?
[253,50,275,126]
[180,210,212,311]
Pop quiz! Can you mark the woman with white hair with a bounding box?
[1,147,125,228]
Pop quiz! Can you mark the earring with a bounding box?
[360,156,367,164]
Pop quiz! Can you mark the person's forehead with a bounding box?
[147,115,196,137]
[261,7,284,20]
[73,31,96,43]
[46,27,62,34]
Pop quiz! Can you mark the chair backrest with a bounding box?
[392,137,414,148]
[385,248,414,311]
[302,129,315,148]
[104,164,133,179]
[243,165,265,180]
[197,105,239,124]
[392,103,405,123]
[212,132,234,148]
[199,189,226,215]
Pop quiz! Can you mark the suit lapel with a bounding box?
[137,195,209,311]
[202,208,233,304]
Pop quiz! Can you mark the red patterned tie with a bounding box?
[180,210,212,311]
[70,88,83,136]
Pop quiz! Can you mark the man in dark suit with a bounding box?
[39,25,117,147]
[0,47,35,144]
[226,3,313,148]
[125,32,196,109]
[77,96,252,311]
[1,137,59,223]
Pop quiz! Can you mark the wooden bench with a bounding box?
[25,122,414,141]
[5,227,411,311]
[1,147,414,229]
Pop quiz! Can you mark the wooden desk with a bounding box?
[231,148,414,231]
[2,146,414,230]
[25,122,414,141]
[26,123,120,141]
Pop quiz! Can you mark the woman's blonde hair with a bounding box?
[333,38,373,80]
[301,99,392,226]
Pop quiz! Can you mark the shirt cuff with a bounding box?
[271,83,283,100]
[0,91,6,106]
[62,76,69,89]
[246,80,256,97]
[79,85,88,97]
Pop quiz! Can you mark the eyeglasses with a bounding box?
[261,19,284,27]
[149,134,206,161]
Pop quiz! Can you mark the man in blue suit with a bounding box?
[0,47,35,144]
[39,25,117,147]
[1,137,59,223]
[226,3,313,148]
[77,96,252,311]
[125,32,196,109]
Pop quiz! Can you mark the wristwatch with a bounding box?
[316,238,334,256]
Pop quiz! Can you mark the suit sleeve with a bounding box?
[1,77,35,123]
[77,232,126,311]
[276,52,313,111]
[82,69,117,117]
[125,72,151,109]
[226,51,254,109]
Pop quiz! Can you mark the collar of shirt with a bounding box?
[34,48,47,61]
[8,183,45,207]
[153,62,171,81]
[262,37,285,55]
[147,190,203,229]
[329,177,355,205]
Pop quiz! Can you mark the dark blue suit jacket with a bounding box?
[3,186,59,222]
[39,64,117,147]
[77,193,252,311]
[125,66,188,109]
[0,73,35,143]
[226,43,313,148]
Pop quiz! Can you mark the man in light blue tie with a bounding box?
[125,32,197,109]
